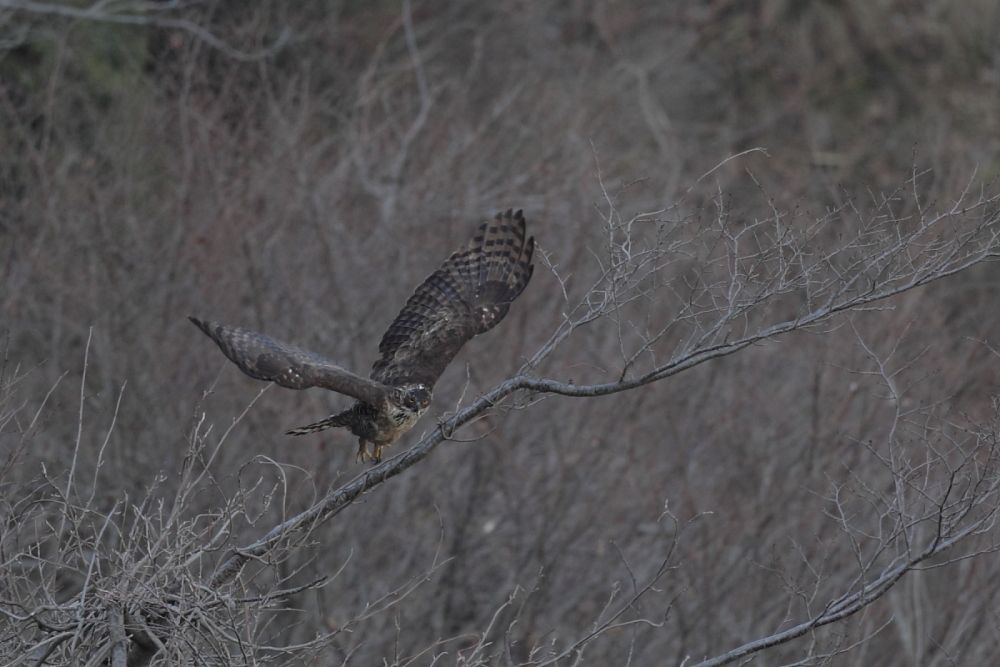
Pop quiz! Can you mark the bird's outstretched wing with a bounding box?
[371,209,535,388]
[189,317,389,406]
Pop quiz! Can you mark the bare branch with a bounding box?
[0,0,290,61]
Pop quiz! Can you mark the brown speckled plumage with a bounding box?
[191,209,534,462]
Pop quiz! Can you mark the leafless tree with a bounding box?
[4,164,1000,664]
[5,1,1000,665]
[0,0,289,59]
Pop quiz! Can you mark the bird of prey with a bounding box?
[191,209,534,462]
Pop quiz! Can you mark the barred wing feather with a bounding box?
[370,209,535,388]
[189,317,389,406]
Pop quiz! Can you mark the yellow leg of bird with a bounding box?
[356,440,373,463]
[371,443,383,464]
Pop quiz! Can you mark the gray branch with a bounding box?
[0,0,290,61]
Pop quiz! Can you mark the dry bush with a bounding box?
[4,1,1000,665]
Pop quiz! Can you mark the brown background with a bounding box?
[3,1,1000,664]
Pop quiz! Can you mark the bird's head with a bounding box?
[399,384,432,414]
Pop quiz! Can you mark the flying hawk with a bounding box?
[191,209,534,462]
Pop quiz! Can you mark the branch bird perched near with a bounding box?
[190,209,535,462]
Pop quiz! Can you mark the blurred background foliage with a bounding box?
[3,0,1000,664]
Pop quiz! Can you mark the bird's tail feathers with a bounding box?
[286,412,351,436]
